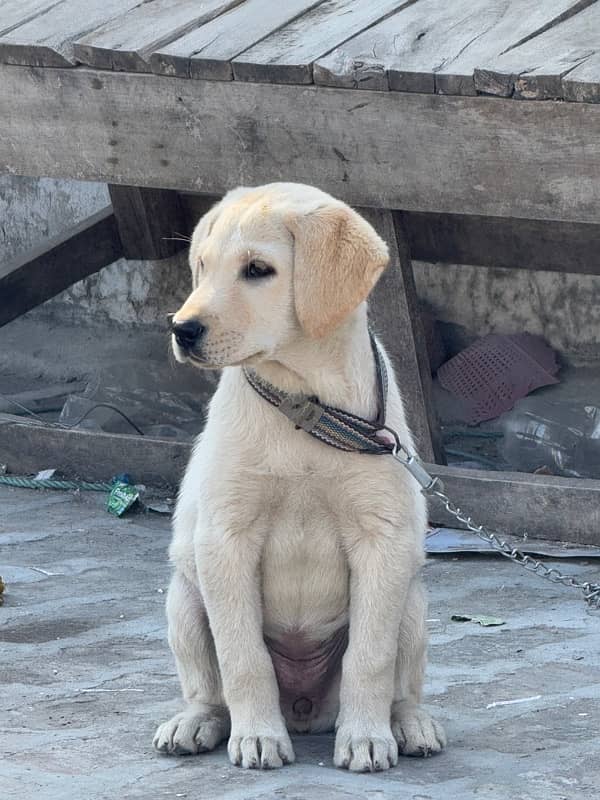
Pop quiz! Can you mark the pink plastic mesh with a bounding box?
[437,333,559,424]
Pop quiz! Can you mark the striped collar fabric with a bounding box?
[243,334,393,455]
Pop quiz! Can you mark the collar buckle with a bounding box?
[279,396,322,432]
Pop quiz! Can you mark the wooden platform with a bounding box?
[1,0,599,542]
[0,0,598,102]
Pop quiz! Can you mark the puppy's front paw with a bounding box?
[334,726,398,772]
[228,729,295,769]
[153,708,229,755]
[391,702,446,757]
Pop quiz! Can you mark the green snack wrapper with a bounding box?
[107,482,139,516]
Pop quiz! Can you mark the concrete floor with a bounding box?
[1,486,599,800]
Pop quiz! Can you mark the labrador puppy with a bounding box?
[153,183,446,771]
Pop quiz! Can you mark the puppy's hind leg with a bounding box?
[154,571,230,756]
[391,578,446,757]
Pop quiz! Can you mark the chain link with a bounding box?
[390,444,600,609]
[429,485,600,610]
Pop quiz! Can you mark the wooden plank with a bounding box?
[0,418,190,490]
[562,53,600,103]
[0,0,147,67]
[0,208,122,328]
[1,66,600,224]
[474,2,600,100]
[405,212,600,274]
[427,464,600,545]
[0,0,61,38]
[314,0,594,94]
[73,0,243,73]
[364,209,443,464]
[108,186,188,260]
[232,0,412,85]
[178,192,221,227]
[150,0,324,80]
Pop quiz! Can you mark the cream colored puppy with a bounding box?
[153,183,445,772]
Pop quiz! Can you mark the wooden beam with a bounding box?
[404,211,600,273]
[0,418,190,490]
[1,65,599,224]
[108,185,189,260]
[172,192,219,232]
[363,209,444,464]
[0,207,122,328]
[427,463,600,546]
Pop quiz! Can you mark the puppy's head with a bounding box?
[171,183,388,368]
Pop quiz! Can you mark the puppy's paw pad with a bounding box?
[228,732,295,769]
[391,706,446,757]
[334,728,398,772]
[153,710,228,756]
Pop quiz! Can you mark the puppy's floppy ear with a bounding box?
[286,203,389,338]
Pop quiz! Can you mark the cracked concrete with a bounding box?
[1,486,599,800]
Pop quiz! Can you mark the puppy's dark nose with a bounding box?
[171,319,205,349]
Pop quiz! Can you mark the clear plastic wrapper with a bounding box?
[500,397,600,478]
[59,382,205,440]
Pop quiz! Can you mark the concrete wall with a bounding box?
[2,176,599,364]
[0,175,108,260]
[0,175,191,327]
[412,261,600,365]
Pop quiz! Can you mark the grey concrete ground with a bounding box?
[1,486,599,800]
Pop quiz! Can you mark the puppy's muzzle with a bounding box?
[171,318,206,351]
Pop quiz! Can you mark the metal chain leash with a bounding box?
[392,444,600,610]
[243,353,600,611]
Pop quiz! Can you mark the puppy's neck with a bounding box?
[252,305,379,420]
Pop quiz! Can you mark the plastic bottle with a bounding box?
[499,397,600,479]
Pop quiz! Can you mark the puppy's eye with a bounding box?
[197,257,204,272]
[243,260,276,281]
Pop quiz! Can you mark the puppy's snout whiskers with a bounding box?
[162,232,192,244]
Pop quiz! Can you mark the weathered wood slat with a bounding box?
[1,65,600,224]
[427,464,600,545]
[405,212,600,274]
[150,0,324,80]
[232,0,412,85]
[562,53,600,103]
[0,208,122,328]
[474,2,600,99]
[0,0,61,38]
[0,419,190,489]
[108,186,188,260]
[73,0,243,73]
[314,0,594,94]
[362,209,443,464]
[0,0,146,67]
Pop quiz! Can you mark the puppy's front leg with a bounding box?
[335,520,417,772]
[196,529,294,770]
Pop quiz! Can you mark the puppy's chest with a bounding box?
[260,476,350,630]
[261,475,344,559]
